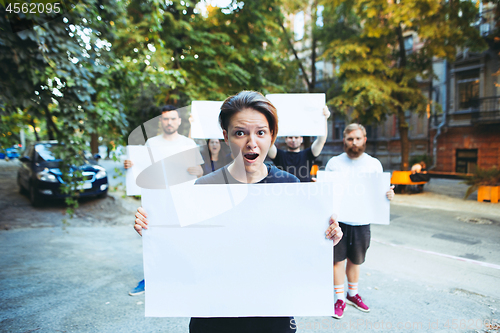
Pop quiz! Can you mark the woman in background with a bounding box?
[202,139,231,175]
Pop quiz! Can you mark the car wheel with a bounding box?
[29,183,41,207]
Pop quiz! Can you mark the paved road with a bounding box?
[0,159,499,332]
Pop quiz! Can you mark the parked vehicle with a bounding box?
[0,144,21,159]
[17,141,108,206]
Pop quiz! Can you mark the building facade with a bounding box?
[429,3,500,174]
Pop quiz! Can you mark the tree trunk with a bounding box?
[310,36,316,92]
[44,107,60,141]
[46,112,54,140]
[309,0,318,93]
[90,133,99,155]
[278,18,311,89]
[427,77,433,158]
[397,108,410,170]
[396,24,409,170]
[30,119,40,141]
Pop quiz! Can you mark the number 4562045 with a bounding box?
[5,2,61,14]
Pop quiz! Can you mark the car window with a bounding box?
[34,143,91,164]
[35,144,59,162]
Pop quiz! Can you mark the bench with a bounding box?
[390,171,428,185]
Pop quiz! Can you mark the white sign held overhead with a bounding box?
[190,101,224,139]
[266,93,326,137]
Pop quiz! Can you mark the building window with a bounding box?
[334,121,345,140]
[457,69,480,110]
[404,35,413,55]
[365,125,374,139]
[456,149,477,174]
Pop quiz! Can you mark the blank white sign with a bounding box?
[316,171,391,225]
[266,93,326,137]
[141,182,335,317]
[190,101,224,139]
[126,146,153,196]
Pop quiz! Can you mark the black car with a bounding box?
[17,141,109,206]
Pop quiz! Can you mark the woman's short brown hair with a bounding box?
[219,91,279,144]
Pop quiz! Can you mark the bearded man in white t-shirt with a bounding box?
[124,105,203,177]
[325,123,394,319]
[124,105,204,296]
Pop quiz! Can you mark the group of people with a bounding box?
[127,91,394,332]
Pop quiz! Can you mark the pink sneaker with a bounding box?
[346,294,370,312]
[332,299,346,319]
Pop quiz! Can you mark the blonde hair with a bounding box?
[343,123,367,137]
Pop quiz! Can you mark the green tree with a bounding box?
[322,0,486,169]
[163,0,295,100]
[0,0,131,211]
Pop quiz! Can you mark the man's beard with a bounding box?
[345,142,366,158]
[163,126,177,135]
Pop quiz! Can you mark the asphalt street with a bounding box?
[0,159,499,333]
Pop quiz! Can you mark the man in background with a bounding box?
[267,106,330,182]
[124,105,203,295]
[325,123,394,319]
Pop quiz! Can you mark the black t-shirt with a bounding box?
[191,164,298,333]
[201,152,233,176]
[196,164,299,185]
[272,147,316,182]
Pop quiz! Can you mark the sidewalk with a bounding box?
[391,178,500,218]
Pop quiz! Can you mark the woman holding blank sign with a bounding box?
[134,91,343,333]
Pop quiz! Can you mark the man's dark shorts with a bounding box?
[334,222,371,265]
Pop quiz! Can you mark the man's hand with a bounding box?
[188,165,203,178]
[386,185,395,200]
[134,207,148,236]
[323,105,331,119]
[325,214,343,246]
[124,159,134,169]
[311,106,330,157]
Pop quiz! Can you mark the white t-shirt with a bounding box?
[325,152,383,226]
[146,134,204,166]
[325,152,382,174]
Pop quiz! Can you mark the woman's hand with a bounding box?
[188,165,203,178]
[325,214,343,246]
[134,207,148,236]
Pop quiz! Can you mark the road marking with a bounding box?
[372,239,500,270]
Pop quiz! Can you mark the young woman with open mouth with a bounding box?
[133,90,343,333]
